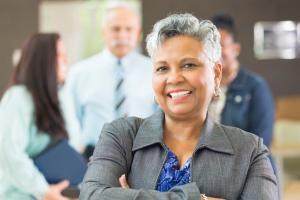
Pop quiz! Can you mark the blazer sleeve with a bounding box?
[239,138,278,199]
[79,121,201,200]
[0,88,48,199]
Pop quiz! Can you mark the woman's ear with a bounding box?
[214,61,222,87]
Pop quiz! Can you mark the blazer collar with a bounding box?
[132,110,235,155]
[196,117,235,155]
[132,110,165,151]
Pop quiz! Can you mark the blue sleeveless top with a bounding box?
[156,149,191,192]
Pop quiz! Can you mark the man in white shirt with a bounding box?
[65,3,154,156]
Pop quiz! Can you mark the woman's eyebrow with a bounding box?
[180,57,199,62]
[154,60,168,65]
[179,57,204,65]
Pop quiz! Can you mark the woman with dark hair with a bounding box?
[0,33,81,200]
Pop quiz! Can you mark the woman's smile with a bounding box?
[166,89,193,104]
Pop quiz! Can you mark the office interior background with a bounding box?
[1,0,300,199]
[1,0,300,97]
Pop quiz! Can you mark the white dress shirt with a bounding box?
[65,49,154,146]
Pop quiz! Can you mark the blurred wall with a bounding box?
[0,0,38,95]
[1,0,299,98]
[142,0,300,98]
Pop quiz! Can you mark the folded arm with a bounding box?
[79,122,201,200]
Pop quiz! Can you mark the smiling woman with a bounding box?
[80,13,278,200]
[152,35,221,123]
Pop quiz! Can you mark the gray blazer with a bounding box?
[80,110,278,200]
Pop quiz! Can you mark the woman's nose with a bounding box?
[166,70,184,84]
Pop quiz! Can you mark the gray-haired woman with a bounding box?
[80,13,278,200]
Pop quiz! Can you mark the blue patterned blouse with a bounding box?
[156,149,191,192]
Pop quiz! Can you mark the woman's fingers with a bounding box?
[119,174,129,188]
[44,180,70,200]
[54,180,70,191]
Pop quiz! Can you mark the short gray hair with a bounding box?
[102,1,141,27]
[146,13,221,63]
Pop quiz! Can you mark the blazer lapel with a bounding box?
[131,110,167,189]
[196,117,235,155]
[130,110,235,190]
[132,110,165,151]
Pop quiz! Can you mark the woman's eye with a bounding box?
[156,66,168,72]
[183,63,196,69]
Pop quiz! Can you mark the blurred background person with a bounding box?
[210,14,275,150]
[65,2,154,158]
[80,13,277,200]
[210,13,276,173]
[0,33,81,200]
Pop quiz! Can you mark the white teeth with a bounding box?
[169,91,191,98]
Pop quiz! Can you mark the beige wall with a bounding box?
[0,0,38,95]
[1,0,300,98]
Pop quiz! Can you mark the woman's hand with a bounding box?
[43,180,70,200]
[119,174,130,188]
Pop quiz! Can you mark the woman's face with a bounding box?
[56,39,68,84]
[152,35,222,120]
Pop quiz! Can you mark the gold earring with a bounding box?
[214,87,221,97]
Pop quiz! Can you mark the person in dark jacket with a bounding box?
[210,14,275,168]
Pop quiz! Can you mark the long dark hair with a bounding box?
[11,33,68,139]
